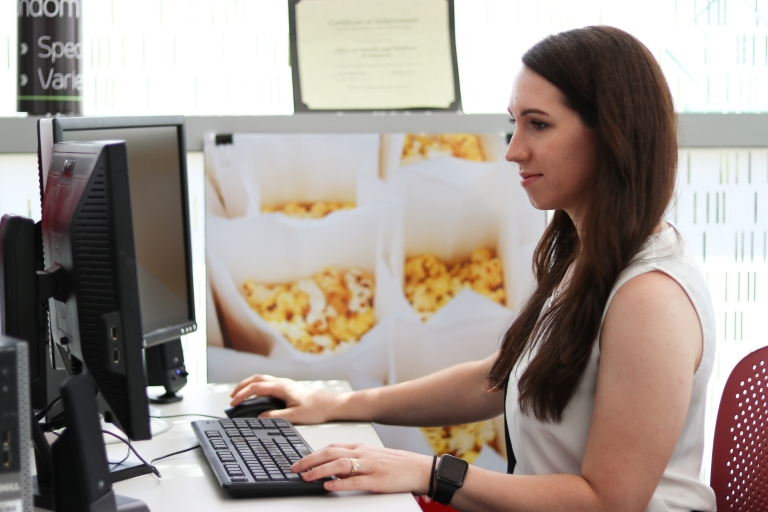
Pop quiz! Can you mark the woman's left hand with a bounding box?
[291,443,434,495]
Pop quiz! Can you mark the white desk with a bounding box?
[107,383,420,511]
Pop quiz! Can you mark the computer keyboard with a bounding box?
[192,417,330,498]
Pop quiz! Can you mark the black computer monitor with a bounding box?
[0,215,46,405]
[41,140,151,441]
[49,116,197,348]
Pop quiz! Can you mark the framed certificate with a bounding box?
[289,0,462,112]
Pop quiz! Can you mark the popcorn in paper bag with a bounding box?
[420,421,501,464]
[263,201,355,219]
[240,267,375,354]
[405,248,505,321]
[401,134,485,164]
[380,132,508,180]
[204,133,380,219]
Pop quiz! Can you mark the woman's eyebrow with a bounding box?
[520,108,549,117]
[507,108,550,117]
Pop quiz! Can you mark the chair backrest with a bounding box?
[710,345,768,511]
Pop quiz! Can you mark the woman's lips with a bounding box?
[520,174,542,187]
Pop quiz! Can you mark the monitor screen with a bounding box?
[51,117,196,347]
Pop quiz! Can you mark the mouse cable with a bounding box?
[101,430,161,478]
[150,444,201,465]
[150,413,225,420]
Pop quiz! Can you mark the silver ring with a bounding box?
[348,457,359,476]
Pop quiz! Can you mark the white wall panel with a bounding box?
[672,147,768,480]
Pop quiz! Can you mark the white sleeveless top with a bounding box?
[505,225,717,512]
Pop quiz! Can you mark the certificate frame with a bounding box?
[288,0,462,113]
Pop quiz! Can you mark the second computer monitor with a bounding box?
[50,117,196,348]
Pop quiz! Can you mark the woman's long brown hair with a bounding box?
[487,26,678,422]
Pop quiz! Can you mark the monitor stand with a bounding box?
[32,376,152,512]
[149,389,183,404]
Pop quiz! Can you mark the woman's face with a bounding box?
[505,67,598,220]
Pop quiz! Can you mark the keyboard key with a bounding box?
[231,477,248,483]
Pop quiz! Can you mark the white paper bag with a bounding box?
[383,144,543,412]
[204,133,380,218]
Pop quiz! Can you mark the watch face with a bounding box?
[438,455,468,483]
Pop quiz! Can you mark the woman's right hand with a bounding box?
[229,374,341,425]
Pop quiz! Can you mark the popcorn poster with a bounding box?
[204,133,544,472]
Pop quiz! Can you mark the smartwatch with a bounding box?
[431,454,468,505]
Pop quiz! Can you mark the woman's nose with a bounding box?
[505,131,528,163]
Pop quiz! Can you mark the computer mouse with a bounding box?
[224,396,287,419]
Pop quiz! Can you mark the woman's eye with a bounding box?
[531,121,548,130]
[507,117,516,126]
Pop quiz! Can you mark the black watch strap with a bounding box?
[432,455,468,505]
[432,478,460,505]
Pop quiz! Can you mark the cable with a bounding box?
[150,445,201,465]
[35,396,63,421]
[39,410,67,432]
[101,430,161,478]
[109,444,131,467]
[150,414,225,420]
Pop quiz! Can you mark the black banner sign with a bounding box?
[17,0,83,115]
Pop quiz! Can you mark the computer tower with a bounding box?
[0,335,32,512]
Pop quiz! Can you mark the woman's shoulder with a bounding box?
[602,267,703,369]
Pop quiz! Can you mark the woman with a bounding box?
[230,26,716,512]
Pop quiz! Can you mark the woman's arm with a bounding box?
[295,270,704,512]
[230,352,504,427]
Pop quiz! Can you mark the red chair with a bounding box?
[710,345,768,511]
[416,495,459,512]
